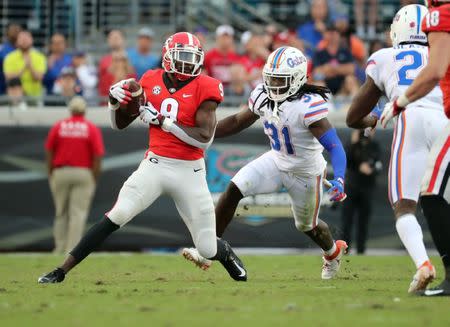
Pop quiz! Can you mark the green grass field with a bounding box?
[0,254,449,327]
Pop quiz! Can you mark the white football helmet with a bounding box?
[262,46,308,102]
[390,4,428,46]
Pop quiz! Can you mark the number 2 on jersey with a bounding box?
[395,50,423,86]
[264,121,295,155]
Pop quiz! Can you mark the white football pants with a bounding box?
[388,107,447,205]
[231,151,323,232]
[107,152,217,258]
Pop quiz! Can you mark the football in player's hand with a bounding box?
[120,80,145,117]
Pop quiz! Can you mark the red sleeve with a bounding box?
[90,124,105,156]
[45,122,59,151]
[199,76,224,104]
[422,5,450,33]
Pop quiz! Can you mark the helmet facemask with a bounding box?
[167,45,203,81]
[263,70,302,102]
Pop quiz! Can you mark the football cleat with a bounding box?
[408,260,436,293]
[38,268,65,284]
[321,240,348,280]
[219,240,247,282]
[182,248,212,271]
[417,279,450,297]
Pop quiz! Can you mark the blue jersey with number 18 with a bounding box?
[366,44,443,112]
[248,83,328,177]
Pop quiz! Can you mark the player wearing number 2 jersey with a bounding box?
[38,32,248,284]
[183,47,349,280]
[346,5,445,293]
[380,0,450,297]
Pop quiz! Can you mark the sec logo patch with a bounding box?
[152,86,161,95]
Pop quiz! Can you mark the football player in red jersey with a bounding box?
[38,32,247,284]
[380,0,450,296]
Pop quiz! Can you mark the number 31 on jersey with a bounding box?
[264,121,295,155]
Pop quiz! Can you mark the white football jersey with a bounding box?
[248,84,328,176]
[366,44,443,111]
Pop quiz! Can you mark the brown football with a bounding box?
[119,79,145,118]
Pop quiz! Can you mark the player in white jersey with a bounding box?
[183,46,348,280]
[346,4,446,293]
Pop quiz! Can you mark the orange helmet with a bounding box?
[162,32,204,81]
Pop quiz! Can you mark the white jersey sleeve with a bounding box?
[248,83,267,117]
[365,48,389,93]
[301,94,330,128]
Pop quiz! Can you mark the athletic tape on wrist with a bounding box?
[397,94,411,108]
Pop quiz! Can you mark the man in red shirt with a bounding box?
[38,32,247,284]
[97,30,137,98]
[380,1,450,296]
[203,25,241,86]
[239,32,268,88]
[45,96,104,254]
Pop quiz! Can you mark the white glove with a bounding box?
[380,101,394,128]
[139,103,163,125]
[108,78,135,110]
[380,98,405,128]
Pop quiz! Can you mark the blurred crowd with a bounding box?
[0,0,419,109]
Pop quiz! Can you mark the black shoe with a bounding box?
[417,279,450,297]
[219,240,247,282]
[38,268,65,284]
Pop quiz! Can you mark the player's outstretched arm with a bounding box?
[215,105,260,138]
[346,76,383,129]
[309,118,347,202]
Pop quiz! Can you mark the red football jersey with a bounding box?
[422,4,450,117]
[139,69,224,160]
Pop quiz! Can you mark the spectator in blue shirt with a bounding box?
[43,33,72,94]
[127,27,159,79]
[297,0,330,57]
[312,23,355,95]
[0,23,22,94]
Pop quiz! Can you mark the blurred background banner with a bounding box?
[0,125,433,251]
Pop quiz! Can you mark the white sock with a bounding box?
[323,242,337,257]
[395,214,429,269]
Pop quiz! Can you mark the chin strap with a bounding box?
[268,101,281,124]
